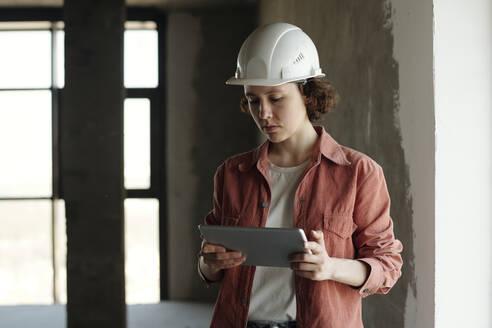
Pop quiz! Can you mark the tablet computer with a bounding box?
[198,225,310,267]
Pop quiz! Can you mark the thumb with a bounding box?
[311,230,325,246]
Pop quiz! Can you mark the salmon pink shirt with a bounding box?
[199,126,403,328]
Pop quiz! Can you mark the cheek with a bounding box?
[279,106,302,124]
[291,102,308,121]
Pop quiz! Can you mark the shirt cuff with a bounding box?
[197,254,222,287]
[356,258,382,297]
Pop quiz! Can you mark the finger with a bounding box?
[288,253,305,262]
[205,256,246,269]
[310,230,326,247]
[288,253,320,264]
[290,262,319,271]
[202,241,225,248]
[203,256,240,266]
[202,251,243,260]
[221,257,247,269]
[304,241,324,255]
[205,257,244,267]
[202,243,227,253]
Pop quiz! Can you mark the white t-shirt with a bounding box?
[247,159,309,322]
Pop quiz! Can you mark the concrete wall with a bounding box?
[259,1,420,327]
[390,0,435,326]
[166,6,258,301]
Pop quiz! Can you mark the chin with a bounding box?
[266,133,286,143]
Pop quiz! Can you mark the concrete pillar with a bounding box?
[62,1,126,327]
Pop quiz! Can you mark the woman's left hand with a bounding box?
[288,230,335,281]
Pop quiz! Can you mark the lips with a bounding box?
[262,125,279,132]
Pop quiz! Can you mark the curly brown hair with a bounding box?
[239,78,339,122]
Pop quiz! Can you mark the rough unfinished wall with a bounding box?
[259,1,415,327]
[166,7,258,301]
[390,0,434,326]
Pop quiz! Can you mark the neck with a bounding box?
[268,122,318,167]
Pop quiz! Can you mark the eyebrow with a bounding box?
[245,90,282,97]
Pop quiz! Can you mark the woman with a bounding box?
[197,22,403,328]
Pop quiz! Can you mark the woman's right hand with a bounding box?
[199,240,246,281]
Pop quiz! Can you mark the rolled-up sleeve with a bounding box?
[352,160,403,298]
[197,163,225,285]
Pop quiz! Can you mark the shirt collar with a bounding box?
[238,125,351,172]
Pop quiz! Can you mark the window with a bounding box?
[0,14,166,305]
[123,20,161,304]
[0,21,59,304]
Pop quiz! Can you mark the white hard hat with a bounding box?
[226,22,325,86]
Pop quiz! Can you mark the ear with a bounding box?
[296,82,308,105]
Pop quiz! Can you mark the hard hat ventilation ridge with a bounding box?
[293,52,305,65]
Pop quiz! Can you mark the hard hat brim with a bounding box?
[225,73,325,87]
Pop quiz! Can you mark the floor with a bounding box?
[0,301,214,328]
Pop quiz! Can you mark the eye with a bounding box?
[248,98,259,106]
[270,97,282,103]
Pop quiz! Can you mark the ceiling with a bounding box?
[0,0,256,8]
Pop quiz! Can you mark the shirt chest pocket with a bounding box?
[322,212,357,258]
[323,213,357,238]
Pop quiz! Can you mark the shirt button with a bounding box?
[240,297,248,305]
[261,201,269,208]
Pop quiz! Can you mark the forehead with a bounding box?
[244,83,296,96]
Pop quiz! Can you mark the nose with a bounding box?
[258,100,272,120]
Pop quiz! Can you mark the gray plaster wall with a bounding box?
[166,7,258,301]
[390,0,434,326]
[259,1,415,327]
